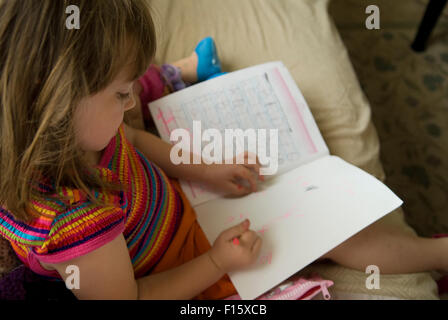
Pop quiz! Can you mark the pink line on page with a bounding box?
[271,68,317,154]
[157,107,171,136]
[187,181,197,199]
[166,116,175,124]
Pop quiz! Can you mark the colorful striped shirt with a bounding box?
[0,123,183,279]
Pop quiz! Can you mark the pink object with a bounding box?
[233,238,240,245]
[138,65,167,107]
[224,273,333,300]
[156,107,172,136]
[271,68,317,154]
[433,234,448,239]
[138,64,172,131]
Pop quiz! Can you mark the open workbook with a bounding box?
[148,62,403,300]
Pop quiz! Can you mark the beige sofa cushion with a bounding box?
[148,0,439,299]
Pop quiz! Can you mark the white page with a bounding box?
[148,62,329,207]
[194,155,403,300]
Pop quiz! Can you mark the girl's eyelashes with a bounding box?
[117,83,134,102]
[117,92,130,101]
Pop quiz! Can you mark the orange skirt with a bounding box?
[150,178,238,300]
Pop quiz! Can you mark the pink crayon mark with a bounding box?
[338,184,355,196]
[165,110,176,124]
[271,68,317,154]
[259,252,273,265]
[157,107,171,136]
[266,252,272,264]
[257,225,269,235]
[292,176,304,184]
[195,184,207,195]
[282,212,292,219]
[187,181,197,199]
[165,116,175,124]
[346,188,355,196]
[226,216,236,224]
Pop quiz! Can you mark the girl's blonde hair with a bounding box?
[0,0,156,222]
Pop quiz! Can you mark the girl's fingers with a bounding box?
[240,152,264,181]
[242,162,260,172]
[221,219,250,241]
[240,230,258,246]
[251,237,262,255]
[242,152,261,165]
[226,181,251,196]
[235,151,260,165]
[234,167,257,192]
[242,163,264,181]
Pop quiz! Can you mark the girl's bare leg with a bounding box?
[319,220,448,274]
[171,53,198,83]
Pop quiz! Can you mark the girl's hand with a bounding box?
[202,151,265,197]
[208,219,262,273]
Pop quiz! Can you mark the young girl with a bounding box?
[0,0,447,300]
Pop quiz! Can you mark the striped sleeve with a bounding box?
[30,201,126,264]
